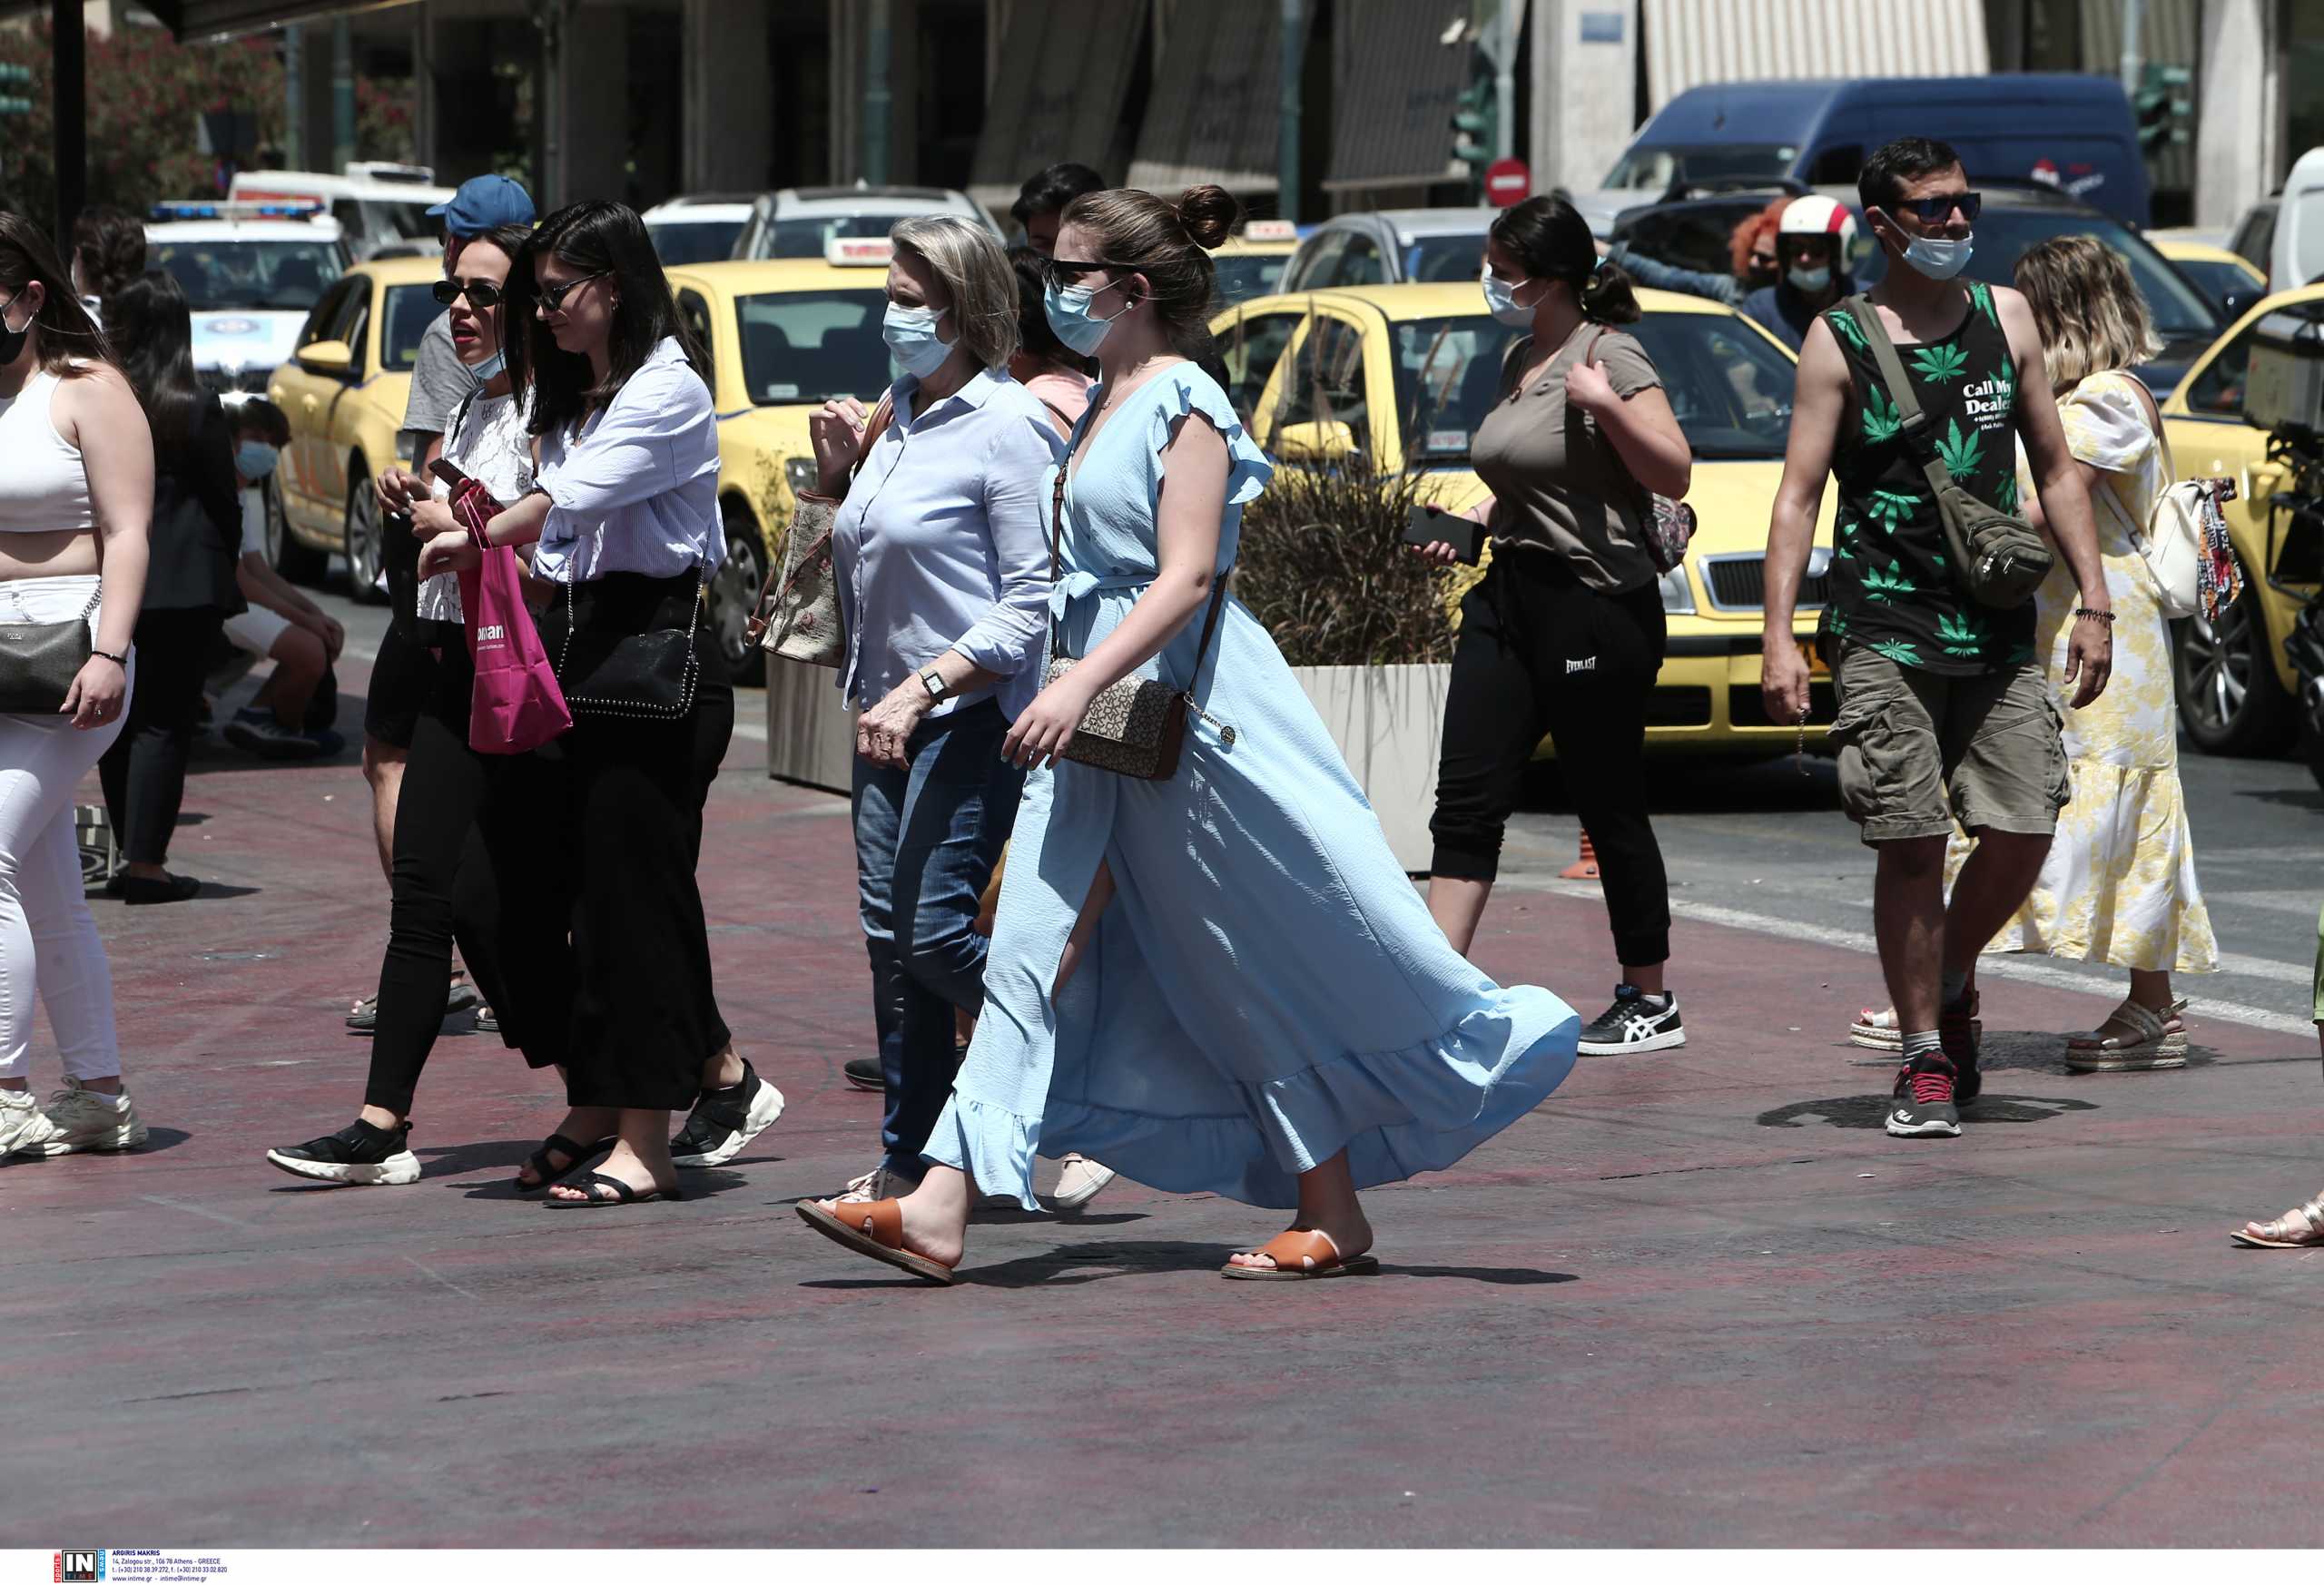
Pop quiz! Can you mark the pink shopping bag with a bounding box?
[458,543,571,754]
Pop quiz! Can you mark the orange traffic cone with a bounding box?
[1560,829,1600,881]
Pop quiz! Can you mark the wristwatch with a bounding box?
[919,668,950,703]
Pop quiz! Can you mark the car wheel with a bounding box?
[272,478,329,584]
[2171,566,2291,754]
[344,462,388,605]
[709,502,769,687]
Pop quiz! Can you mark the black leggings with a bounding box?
[362,646,547,1116]
[98,606,224,868]
[482,573,734,1113]
[1429,549,1672,969]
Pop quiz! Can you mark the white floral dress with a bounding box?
[1953,370,2217,972]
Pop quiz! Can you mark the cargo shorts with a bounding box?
[1827,644,2070,846]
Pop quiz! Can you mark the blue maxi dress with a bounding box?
[921,365,1578,1210]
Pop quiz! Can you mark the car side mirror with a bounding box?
[297,339,355,377]
[1273,419,1357,462]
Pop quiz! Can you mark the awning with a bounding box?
[1323,0,1478,193]
[1641,0,1988,111]
[1128,0,1306,198]
[969,0,1150,214]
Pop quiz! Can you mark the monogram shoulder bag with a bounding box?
[1041,465,1234,781]
[746,393,895,666]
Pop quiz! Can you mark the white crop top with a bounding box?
[0,369,97,535]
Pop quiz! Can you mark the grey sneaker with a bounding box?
[0,1088,69,1158]
[21,1080,144,1156]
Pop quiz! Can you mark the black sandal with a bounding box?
[543,1169,684,1207]
[513,1133,615,1192]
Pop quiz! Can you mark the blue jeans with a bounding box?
[852,698,1024,1177]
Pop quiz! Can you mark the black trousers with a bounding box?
[362,645,551,1116]
[98,606,224,868]
[483,573,734,1113]
[1429,549,1673,969]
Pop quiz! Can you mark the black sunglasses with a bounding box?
[1039,256,1133,289]
[536,271,608,312]
[432,278,505,309]
[1888,192,1982,225]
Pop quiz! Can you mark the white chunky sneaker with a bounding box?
[0,1087,72,1159]
[25,1080,148,1156]
[1050,1153,1118,1211]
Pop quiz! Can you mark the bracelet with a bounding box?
[92,647,127,667]
[2073,607,2115,625]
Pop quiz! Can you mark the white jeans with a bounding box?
[0,575,129,1083]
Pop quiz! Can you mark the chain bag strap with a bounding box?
[1844,292,2052,609]
[0,584,102,714]
[1041,465,1235,781]
[553,547,709,722]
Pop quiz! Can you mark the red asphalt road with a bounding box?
[10,663,2324,1547]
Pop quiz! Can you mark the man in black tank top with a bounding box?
[1758,137,2116,1140]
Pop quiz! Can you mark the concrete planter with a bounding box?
[1290,663,1452,873]
[763,657,857,793]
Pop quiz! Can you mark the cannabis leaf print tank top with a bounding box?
[1820,281,2034,677]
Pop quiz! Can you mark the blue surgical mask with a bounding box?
[1044,280,1128,357]
[1787,264,1832,294]
[1480,266,1534,327]
[472,347,507,382]
[1900,230,1974,281]
[882,302,952,378]
[234,439,280,481]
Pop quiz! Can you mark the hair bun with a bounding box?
[1174,184,1238,251]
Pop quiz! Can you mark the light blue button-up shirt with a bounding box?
[832,366,1064,721]
[531,337,721,584]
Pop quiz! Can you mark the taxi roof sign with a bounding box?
[826,236,895,268]
[1241,219,1297,243]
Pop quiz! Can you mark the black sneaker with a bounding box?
[843,1055,883,1092]
[266,1118,420,1185]
[670,1058,787,1168]
[1886,1055,1962,1137]
[1942,994,1982,1106]
[1576,985,1686,1055]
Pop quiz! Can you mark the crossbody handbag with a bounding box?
[1578,329,1696,575]
[746,393,895,666]
[1041,466,1235,780]
[0,585,101,714]
[1845,292,2053,609]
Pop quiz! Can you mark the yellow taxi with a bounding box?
[1211,219,1299,310]
[267,255,445,600]
[667,241,897,682]
[1213,282,1837,752]
[2159,281,2324,753]
[2152,233,2268,317]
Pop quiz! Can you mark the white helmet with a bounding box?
[1779,194,1860,256]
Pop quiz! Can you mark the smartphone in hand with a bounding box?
[1401,503,1482,565]
[428,458,479,496]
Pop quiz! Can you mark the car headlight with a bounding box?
[1657,563,1695,614]
[784,456,820,497]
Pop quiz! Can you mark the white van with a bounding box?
[228,163,455,261]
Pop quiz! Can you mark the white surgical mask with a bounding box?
[1480,266,1533,327]
[881,301,952,377]
[1900,230,1974,281]
[1787,264,1832,294]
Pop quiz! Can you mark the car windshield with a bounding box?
[1403,231,1489,283]
[148,240,346,311]
[376,202,441,241]
[1213,251,1289,310]
[2168,256,2260,314]
[650,219,747,266]
[381,285,440,372]
[1604,144,1798,191]
[735,289,896,404]
[1851,209,2220,340]
[1392,311,1797,465]
[757,214,924,260]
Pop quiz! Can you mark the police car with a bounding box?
[144,201,352,405]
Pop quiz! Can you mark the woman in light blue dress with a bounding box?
[798,186,1579,1284]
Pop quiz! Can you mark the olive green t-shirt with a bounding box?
[1470,323,1664,593]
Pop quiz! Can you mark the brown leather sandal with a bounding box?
[794,1196,959,1285]
[2230,1197,2324,1248]
[1220,1227,1381,1281]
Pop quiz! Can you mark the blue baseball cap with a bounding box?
[426,174,536,237]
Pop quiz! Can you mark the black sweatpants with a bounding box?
[98,606,224,868]
[361,645,547,1116]
[1429,549,1672,969]
[484,573,734,1113]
